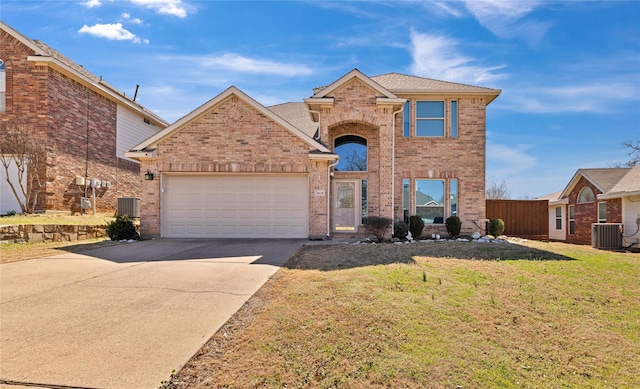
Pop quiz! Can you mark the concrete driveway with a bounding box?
[0,238,305,389]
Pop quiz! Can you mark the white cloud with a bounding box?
[129,0,188,18]
[486,142,537,180]
[463,0,551,46]
[409,31,506,84]
[122,13,143,24]
[78,23,149,44]
[80,0,102,8]
[500,82,639,114]
[167,53,313,77]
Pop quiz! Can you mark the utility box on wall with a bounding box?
[117,197,141,218]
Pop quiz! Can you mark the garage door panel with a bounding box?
[163,174,308,238]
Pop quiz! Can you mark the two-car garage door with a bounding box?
[162,174,308,238]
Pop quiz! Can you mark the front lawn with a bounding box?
[172,240,639,388]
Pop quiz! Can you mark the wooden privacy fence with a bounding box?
[486,199,549,241]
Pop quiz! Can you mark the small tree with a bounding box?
[363,216,392,242]
[486,178,511,199]
[445,216,462,238]
[489,218,505,237]
[106,214,138,240]
[409,215,425,239]
[0,123,51,214]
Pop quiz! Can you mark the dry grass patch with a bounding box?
[170,241,639,389]
[0,238,117,264]
[0,213,115,226]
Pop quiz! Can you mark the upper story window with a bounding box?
[403,99,458,138]
[0,60,6,113]
[577,187,595,204]
[416,101,445,137]
[403,101,410,137]
[334,135,367,171]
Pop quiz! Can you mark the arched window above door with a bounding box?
[334,135,367,171]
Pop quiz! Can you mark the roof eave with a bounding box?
[125,149,157,161]
[597,190,640,200]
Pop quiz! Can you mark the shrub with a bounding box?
[489,218,505,236]
[363,216,392,242]
[409,215,425,239]
[445,216,462,238]
[106,214,138,241]
[393,221,409,240]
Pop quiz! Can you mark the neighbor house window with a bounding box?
[334,135,367,171]
[403,178,410,222]
[578,187,595,203]
[415,179,445,224]
[416,101,445,137]
[0,60,5,113]
[450,179,458,216]
[451,100,458,138]
[403,101,410,137]
[555,207,562,230]
[568,205,575,235]
[598,202,606,223]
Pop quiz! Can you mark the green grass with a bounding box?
[173,241,640,388]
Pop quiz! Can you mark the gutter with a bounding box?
[391,104,405,235]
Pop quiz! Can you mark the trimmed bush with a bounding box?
[106,214,138,241]
[393,221,409,240]
[445,216,462,238]
[409,215,425,239]
[363,216,392,242]
[489,218,505,236]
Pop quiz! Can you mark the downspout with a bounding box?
[391,104,405,236]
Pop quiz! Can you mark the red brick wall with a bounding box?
[1,30,142,214]
[607,198,622,223]
[566,177,601,244]
[140,94,329,237]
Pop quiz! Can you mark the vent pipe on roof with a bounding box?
[133,84,139,101]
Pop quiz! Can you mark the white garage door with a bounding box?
[163,174,308,238]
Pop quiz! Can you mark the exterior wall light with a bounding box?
[144,170,155,180]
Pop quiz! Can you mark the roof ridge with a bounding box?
[371,72,499,91]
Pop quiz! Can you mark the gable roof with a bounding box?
[371,73,501,104]
[127,86,332,157]
[310,69,399,99]
[1,21,167,127]
[559,168,631,199]
[598,166,640,199]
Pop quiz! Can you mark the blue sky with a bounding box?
[2,0,639,198]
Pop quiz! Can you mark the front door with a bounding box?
[333,180,359,232]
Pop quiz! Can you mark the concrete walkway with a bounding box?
[0,239,304,389]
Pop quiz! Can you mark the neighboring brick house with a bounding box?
[127,69,500,239]
[541,167,640,249]
[0,21,167,215]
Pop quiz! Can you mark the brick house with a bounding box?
[127,69,500,239]
[0,21,167,215]
[541,167,640,249]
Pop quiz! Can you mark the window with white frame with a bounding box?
[578,187,595,203]
[555,206,562,230]
[598,202,606,223]
[451,100,458,138]
[568,205,575,235]
[403,101,410,137]
[403,178,410,222]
